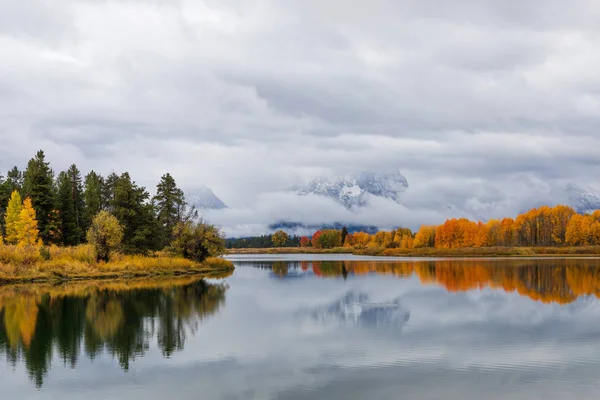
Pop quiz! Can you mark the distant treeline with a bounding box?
[226,234,301,248]
[237,204,600,250]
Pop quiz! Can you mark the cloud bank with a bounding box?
[2,1,600,235]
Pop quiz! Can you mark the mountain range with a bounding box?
[297,169,409,209]
[191,171,600,237]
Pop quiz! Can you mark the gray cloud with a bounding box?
[2,0,600,235]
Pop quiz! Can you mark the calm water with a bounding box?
[3,255,600,399]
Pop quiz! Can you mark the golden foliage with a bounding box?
[16,198,39,247]
[4,191,23,245]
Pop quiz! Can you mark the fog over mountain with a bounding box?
[2,1,600,236]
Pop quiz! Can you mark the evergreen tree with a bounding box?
[341,226,349,246]
[83,171,104,233]
[4,191,23,244]
[67,164,85,242]
[6,167,23,194]
[102,172,119,212]
[45,209,62,245]
[17,197,39,246]
[57,171,79,245]
[22,151,55,244]
[153,173,186,249]
[111,173,159,253]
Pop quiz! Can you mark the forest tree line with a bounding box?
[0,150,224,261]
[273,205,600,250]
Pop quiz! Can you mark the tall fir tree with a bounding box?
[102,172,119,212]
[22,150,56,244]
[83,171,104,234]
[341,226,349,246]
[67,164,85,242]
[57,171,79,245]
[111,173,159,253]
[4,191,23,244]
[6,167,23,194]
[154,173,186,249]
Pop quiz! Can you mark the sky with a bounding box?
[2,0,600,236]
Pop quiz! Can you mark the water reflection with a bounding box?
[242,258,600,304]
[302,291,410,329]
[0,277,228,387]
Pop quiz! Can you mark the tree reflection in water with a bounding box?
[0,277,228,387]
[247,258,600,305]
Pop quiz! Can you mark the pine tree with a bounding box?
[17,197,39,247]
[22,151,55,244]
[57,171,79,245]
[102,172,119,212]
[67,164,85,242]
[45,209,62,244]
[341,226,348,246]
[4,191,23,244]
[112,173,159,253]
[83,171,104,234]
[6,167,23,194]
[154,173,186,249]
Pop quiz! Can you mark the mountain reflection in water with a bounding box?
[248,258,600,305]
[0,277,228,387]
[301,291,410,329]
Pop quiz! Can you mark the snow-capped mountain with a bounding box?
[185,186,227,210]
[566,184,600,214]
[298,170,409,209]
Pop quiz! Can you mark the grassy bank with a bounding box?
[0,274,230,300]
[227,246,600,257]
[0,244,234,284]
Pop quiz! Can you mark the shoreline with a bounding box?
[0,273,231,297]
[0,256,234,285]
[226,246,600,258]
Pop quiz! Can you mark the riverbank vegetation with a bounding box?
[0,150,232,283]
[229,205,600,257]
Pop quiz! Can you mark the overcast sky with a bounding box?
[2,1,600,235]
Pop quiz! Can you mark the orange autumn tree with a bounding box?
[414,225,436,248]
[311,230,322,249]
[299,236,310,247]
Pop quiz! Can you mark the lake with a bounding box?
[3,254,600,399]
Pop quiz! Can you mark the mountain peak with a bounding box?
[185,186,228,210]
[297,169,408,209]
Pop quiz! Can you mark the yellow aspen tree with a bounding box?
[16,198,39,247]
[4,191,23,245]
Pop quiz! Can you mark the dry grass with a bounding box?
[0,244,234,284]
